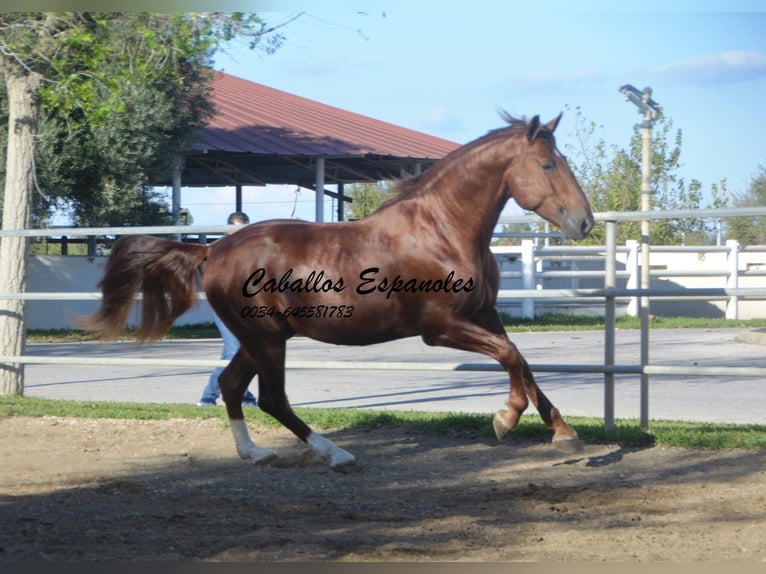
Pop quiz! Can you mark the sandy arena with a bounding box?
[1,415,764,561]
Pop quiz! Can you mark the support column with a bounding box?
[236,185,243,213]
[638,112,652,431]
[172,160,182,241]
[625,240,639,316]
[620,84,660,431]
[726,239,740,320]
[603,221,617,431]
[521,240,535,319]
[337,183,345,222]
[315,158,325,223]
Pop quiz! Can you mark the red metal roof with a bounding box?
[195,71,459,159]
[177,72,459,187]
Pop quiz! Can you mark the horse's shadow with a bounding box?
[552,445,626,468]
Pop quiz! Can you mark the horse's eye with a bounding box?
[541,162,554,172]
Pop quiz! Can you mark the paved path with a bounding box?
[22,328,766,425]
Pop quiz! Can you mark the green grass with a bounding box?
[27,323,220,343]
[18,315,766,451]
[502,313,766,332]
[2,395,764,450]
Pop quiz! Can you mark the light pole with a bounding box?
[619,84,661,430]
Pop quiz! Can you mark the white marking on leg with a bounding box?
[229,419,277,464]
[493,411,512,441]
[307,431,355,469]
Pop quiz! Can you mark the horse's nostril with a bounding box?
[580,217,593,237]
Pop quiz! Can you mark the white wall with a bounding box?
[27,256,214,330]
[636,248,766,319]
[23,247,766,330]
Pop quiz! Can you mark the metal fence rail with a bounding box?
[2,206,766,429]
[3,287,766,301]
[3,354,766,379]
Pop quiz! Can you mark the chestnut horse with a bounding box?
[83,113,594,469]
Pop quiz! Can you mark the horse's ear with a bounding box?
[526,115,541,141]
[545,112,563,133]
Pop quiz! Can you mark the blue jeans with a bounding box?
[199,314,257,405]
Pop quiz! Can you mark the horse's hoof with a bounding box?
[252,451,279,466]
[330,450,356,471]
[239,445,278,465]
[553,434,585,454]
[493,412,512,441]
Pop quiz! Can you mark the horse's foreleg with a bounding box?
[425,320,530,436]
[305,431,356,469]
[428,312,582,452]
[519,361,583,453]
[249,340,355,470]
[219,349,278,464]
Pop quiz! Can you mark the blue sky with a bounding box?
[176,2,766,226]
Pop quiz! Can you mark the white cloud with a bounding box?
[285,54,385,77]
[650,50,766,86]
[287,54,346,75]
[504,69,607,93]
[415,106,464,133]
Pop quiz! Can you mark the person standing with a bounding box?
[197,212,258,407]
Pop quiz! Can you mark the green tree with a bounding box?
[346,180,398,220]
[0,12,291,395]
[492,220,561,246]
[492,222,531,246]
[564,105,726,245]
[727,166,766,244]
[1,13,291,227]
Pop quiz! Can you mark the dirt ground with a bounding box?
[0,415,764,562]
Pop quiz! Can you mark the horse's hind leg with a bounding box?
[248,339,355,469]
[476,310,581,452]
[486,347,582,453]
[219,349,278,464]
[425,318,530,431]
[428,311,582,452]
[518,359,583,453]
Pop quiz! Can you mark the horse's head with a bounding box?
[503,114,594,240]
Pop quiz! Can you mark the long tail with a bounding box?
[80,235,208,342]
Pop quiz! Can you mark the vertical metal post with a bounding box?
[603,220,617,431]
[639,115,652,430]
[172,161,182,241]
[619,84,660,431]
[521,240,535,319]
[726,239,739,320]
[625,240,639,316]
[315,158,325,223]
[235,185,243,213]
[337,183,345,222]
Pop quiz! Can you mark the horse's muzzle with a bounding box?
[562,213,595,240]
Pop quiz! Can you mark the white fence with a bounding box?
[494,239,766,320]
[17,237,766,330]
[2,207,766,429]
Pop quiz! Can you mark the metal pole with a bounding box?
[172,160,182,241]
[725,239,739,320]
[315,158,325,223]
[603,220,617,431]
[337,183,345,222]
[639,111,652,430]
[520,240,535,319]
[619,84,660,431]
